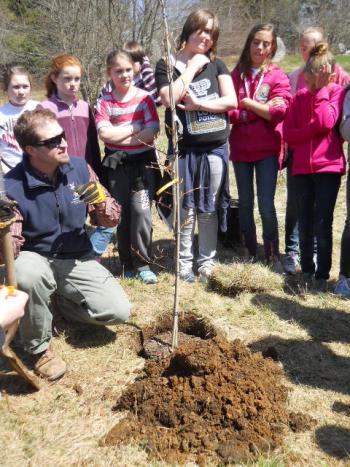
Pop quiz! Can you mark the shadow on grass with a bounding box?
[252,293,350,343]
[249,292,350,394]
[332,401,350,416]
[52,310,117,349]
[315,425,350,459]
[101,238,174,277]
[250,336,350,395]
[0,356,39,395]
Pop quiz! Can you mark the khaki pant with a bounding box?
[15,251,131,354]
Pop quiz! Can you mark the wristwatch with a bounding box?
[0,326,5,348]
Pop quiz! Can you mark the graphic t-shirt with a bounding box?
[0,100,38,170]
[155,58,230,151]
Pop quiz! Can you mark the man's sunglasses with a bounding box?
[32,131,66,149]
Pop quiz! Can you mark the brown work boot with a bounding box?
[33,346,67,381]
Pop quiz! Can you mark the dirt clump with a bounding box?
[102,336,289,464]
[289,412,317,432]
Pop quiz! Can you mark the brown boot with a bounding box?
[33,346,67,381]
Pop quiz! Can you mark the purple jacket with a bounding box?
[38,96,103,181]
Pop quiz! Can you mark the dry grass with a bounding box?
[209,262,284,297]
[2,172,350,466]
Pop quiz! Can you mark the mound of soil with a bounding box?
[102,336,289,464]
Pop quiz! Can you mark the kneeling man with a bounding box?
[0,109,131,381]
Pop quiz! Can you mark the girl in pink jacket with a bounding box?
[284,26,349,276]
[283,43,346,289]
[229,23,291,270]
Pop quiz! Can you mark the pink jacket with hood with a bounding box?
[283,83,346,175]
[229,64,291,164]
[289,63,349,95]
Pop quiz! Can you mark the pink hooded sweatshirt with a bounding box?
[283,83,346,175]
[289,63,349,95]
[229,64,291,163]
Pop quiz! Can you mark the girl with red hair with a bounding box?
[38,55,102,180]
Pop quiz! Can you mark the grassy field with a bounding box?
[1,54,350,466]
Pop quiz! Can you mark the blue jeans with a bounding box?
[89,226,115,256]
[179,154,224,273]
[294,173,341,279]
[285,153,300,254]
[233,155,279,257]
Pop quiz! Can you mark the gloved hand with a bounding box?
[75,182,106,205]
[0,198,16,230]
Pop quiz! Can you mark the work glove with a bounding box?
[0,198,16,230]
[75,182,106,205]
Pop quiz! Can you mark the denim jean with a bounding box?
[233,155,279,257]
[89,226,116,256]
[285,153,300,255]
[179,154,224,273]
[294,173,341,280]
[340,170,350,277]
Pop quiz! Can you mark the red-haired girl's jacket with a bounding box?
[283,83,346,175]
[229,64,291,163]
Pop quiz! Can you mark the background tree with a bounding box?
[1,0,350,104]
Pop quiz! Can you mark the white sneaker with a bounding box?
[283,252,300,275]
[334,276,350,298]
[198,267,212,284]
[179,270,195,283]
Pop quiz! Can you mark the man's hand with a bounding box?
[0,198,16,230]
[75,182,106,205]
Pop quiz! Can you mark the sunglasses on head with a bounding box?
[32,131,66,149]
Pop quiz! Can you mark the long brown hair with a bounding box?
[177,9,219,60]
[45,55,83,97]
[236,23,277,75]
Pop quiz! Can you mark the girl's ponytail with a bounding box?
[309,42,329,58]
[305,41,335,75]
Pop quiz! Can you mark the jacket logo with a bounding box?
[256,84,270,103]
[69,182,82,205]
